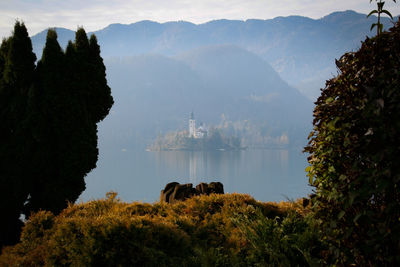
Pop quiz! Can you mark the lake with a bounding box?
[80,148,312,203]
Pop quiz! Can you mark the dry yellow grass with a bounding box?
[0,193,310,266]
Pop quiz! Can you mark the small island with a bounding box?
[148,112,244,151]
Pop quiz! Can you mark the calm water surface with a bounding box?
[80,149,312,203]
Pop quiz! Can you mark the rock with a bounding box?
[208,182,224,194]
[160,182,224,203]
[160,182,179,202]
[169,183,195,203]
[195,183,209,194]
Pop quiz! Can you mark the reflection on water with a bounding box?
[80,149,311,203]
[153,151,242,186]
[189,152,198,183]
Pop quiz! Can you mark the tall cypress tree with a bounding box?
[0,22,36,246]
[25,28,113,215]
[64,28,99,205]
[88,34,113,122]
[0,24,113,248]
[63,27,114,185]
[25,29,71,214]
[0,38,10,79]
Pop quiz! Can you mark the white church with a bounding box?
[188,112,208,138]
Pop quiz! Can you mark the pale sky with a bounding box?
[1,0,400,39]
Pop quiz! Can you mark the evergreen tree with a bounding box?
[0,22,36,246]
[88,34,113,122]
[0,38,10,78]
[0,24,113,248]
[62,28,100,207]
[25,28,113,215]
[25,29,73,214]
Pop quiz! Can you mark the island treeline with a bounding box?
[0,22,113,247]
[149,119,290,151]
[149,127,242,151]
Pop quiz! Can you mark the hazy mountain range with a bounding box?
[29,10,398,150]
[32,10,396,98]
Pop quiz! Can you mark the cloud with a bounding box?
[1,0,400,39]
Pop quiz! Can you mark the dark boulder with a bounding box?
[160,182,179,202]
[195,182,224,195]
[160,182,224,203]
[195,183,209,194]
[208,182,224,194]
[169,183,197,203]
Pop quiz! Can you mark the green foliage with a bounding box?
[368,0,397,36]
[233,209,325,266]
[305,22,400,265]
[0,193,319,266]
[0,23,113,248]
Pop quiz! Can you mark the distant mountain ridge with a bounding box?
[31,10,398,99]
[28,10,398,150]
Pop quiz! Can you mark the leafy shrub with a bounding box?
[232,208,324,266]
[0,193,318,266]
[305,21,400,265]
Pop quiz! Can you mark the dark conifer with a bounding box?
[0,38,10,79]
[88,34,114,122]
[64,28,99,205]
[0,22,36,247]
[3,22,36,88]
[25,29,70,214]
[0,23,113,248]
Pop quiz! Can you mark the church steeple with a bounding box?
[189,111,196,138]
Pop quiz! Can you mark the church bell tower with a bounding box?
[189,111,196,138]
